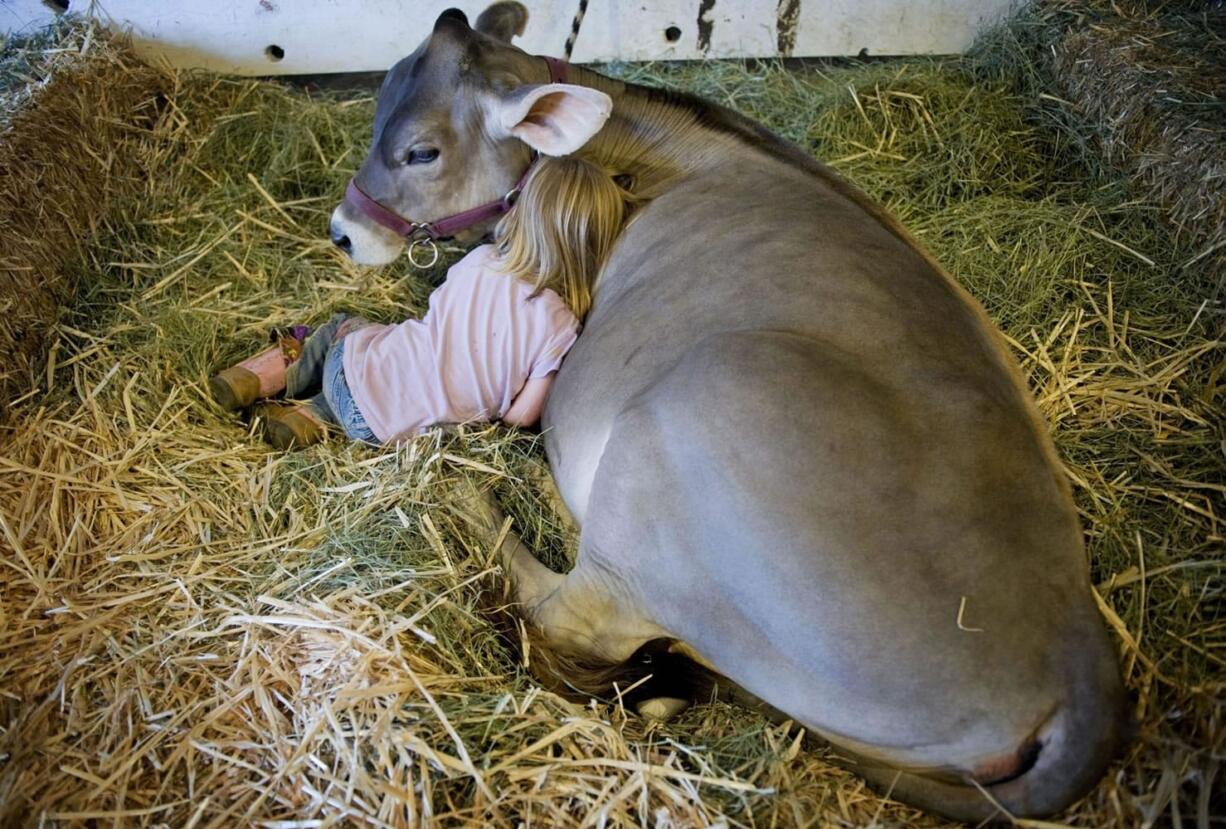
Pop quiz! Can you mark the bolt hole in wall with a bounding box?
[664,25,681,42]
[265,44,285,62]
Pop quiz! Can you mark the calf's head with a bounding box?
[330,4,613,265]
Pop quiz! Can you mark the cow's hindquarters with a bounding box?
[854,664,1127,821]
[570,329,1127,819]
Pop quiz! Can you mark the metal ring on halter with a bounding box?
[407,236,440,269]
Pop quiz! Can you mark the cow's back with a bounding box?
[545,150,1033,524]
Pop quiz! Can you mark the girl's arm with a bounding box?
[503,374,555,427]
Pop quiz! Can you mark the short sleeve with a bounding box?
[528,292,581,379]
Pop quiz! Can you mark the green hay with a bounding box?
[0,14,1221,829]
[969,0,1226,271]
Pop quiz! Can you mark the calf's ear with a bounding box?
[494,83,612,156]
[475,2,528,42]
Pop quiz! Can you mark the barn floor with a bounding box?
[0,10,1222,828]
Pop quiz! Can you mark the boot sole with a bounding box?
[253,404,326,450]
[263,418,303,451]
[210,367,261,411]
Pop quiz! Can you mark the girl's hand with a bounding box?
[503,374,555,427]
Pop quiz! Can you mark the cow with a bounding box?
[328,4,1128,821]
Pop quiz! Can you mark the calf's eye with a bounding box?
[406,148,440,165]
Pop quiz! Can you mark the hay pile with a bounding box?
[0,20,172,414]
[0,12,1222,828]
[972,0,1226,279]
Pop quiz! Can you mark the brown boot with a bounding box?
[252,402,327,450]
[210,333,305,411]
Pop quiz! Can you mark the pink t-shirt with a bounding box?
[342,245,580,443]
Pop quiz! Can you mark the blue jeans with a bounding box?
[286,313,377,444]
[315,339,378,444]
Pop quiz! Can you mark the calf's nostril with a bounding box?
[331,233,352,253]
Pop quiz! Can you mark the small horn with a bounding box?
[434,8,470,29]
[475,2,528,43]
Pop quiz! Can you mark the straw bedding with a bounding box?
[0,7,1221,828]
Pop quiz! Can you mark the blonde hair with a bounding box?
[495,156,635,319]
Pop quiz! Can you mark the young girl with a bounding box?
[210,157,633,449]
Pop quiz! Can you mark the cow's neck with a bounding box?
[552,64,938,274]
[540,61,934,272]
[556,65,733,195]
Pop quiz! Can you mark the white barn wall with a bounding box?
[3,1,1014,75]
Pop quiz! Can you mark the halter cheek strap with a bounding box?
[343,55,570,268]
[343,173,529,241]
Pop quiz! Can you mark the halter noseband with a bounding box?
[343,55,570,268]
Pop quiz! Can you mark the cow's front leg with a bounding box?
[445,477,682,715]
[445,475,564,608]
[526,458,576,533]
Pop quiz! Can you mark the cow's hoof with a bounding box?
[636,696,690,722]
[443,476,505,540]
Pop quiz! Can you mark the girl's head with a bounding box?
[495,156,635,319]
